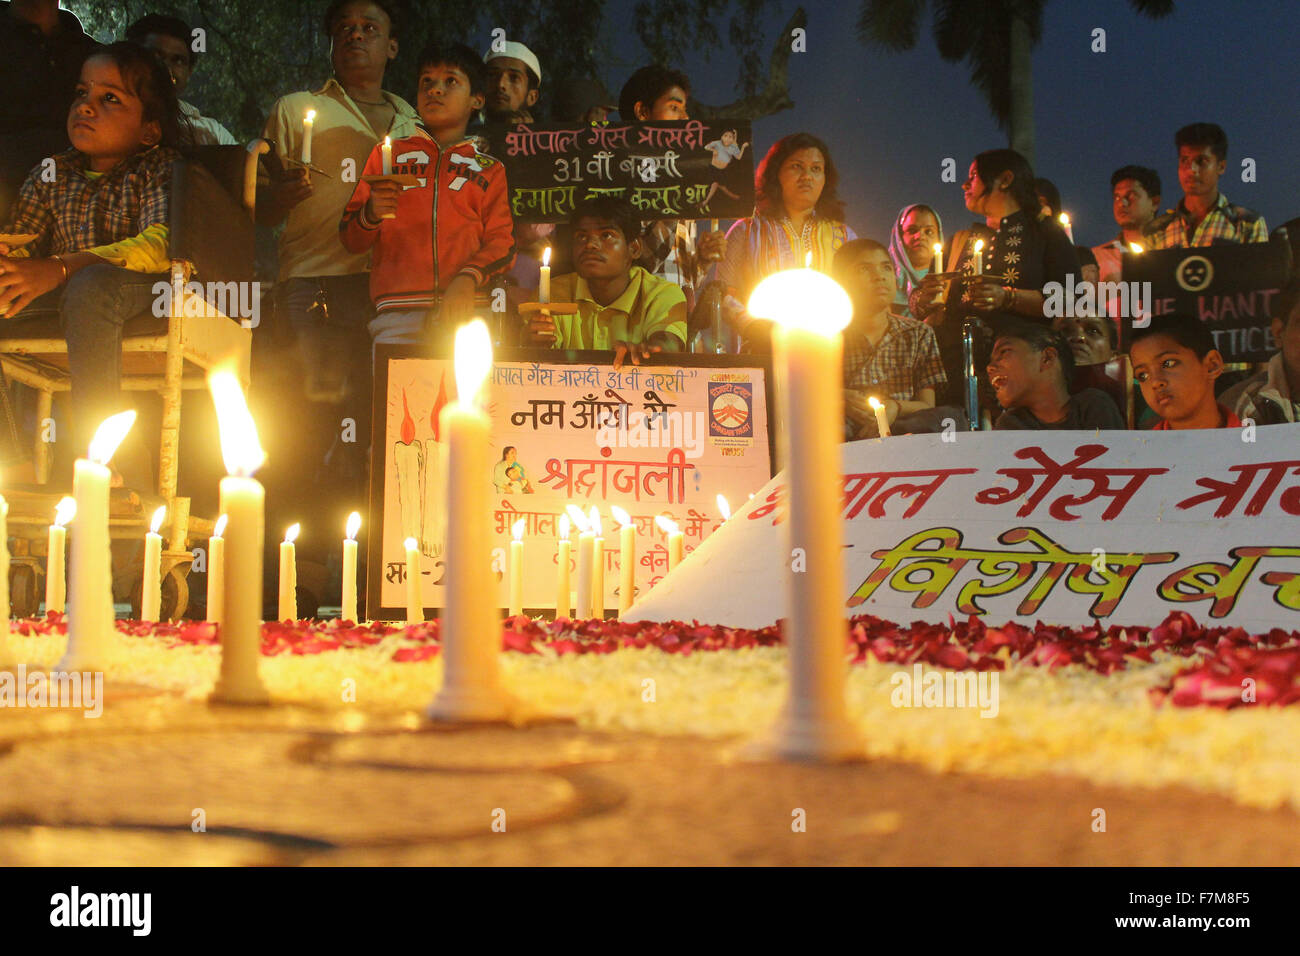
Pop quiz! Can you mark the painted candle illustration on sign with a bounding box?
[422,374,449,557]
[394,389,424,551]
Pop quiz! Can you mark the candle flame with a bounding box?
[284,522,300,544]
[589,506,601,535]
[973,239,984,253]
[559,514,570,539]
[512,518,526,541]
[53,496,75,527]
[716,494,731,520]
[1130,242,1144,254]
[542,246,551,267]
[404,536,419,551]
[933,242,943,257]
[383,135,390,148]
[867,396,883,410]
[1059,212,1071,227]
[804,250,812,268]
[305,109,316,122]
[88,410,136,465]
[747,265,852,337]
[565,503,589,533]
[610,505,632,527]
[149,505,166,534]
[208,366,265,477]
[214,513,228,537]
[346,511,361,540]
[453,319,492,408]
[655,515,679,536]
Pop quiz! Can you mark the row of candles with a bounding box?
[926,213,1142,277]
[10,253,860,756]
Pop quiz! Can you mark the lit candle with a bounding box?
[538,246,551,304]
[278,522,299,622]
[589,506,604,619]
[972,238,984,275]
[868,396,891,438]
[209,367,269,704]
[555,514,572,619]
[932,241,944,275]
[428,319,509,721]
[747,261,861,759]
[404,536,423,625]
[1129,242,1144,254]
[1059,212,1073,243]
[301,108,315,165]
[508,518,525,617]
[611,505,635,616]
[45,496,74,615]
[207,513,227,626]
[381,135,392,175]
[0,495,8,648]
[140,505,166,622]
[61,411,134,672]
[716,494,731,522]
[655,515,684,570]
[567,504,592,621]
[342,511,360,623]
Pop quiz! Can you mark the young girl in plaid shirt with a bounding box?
[0,42,182,487]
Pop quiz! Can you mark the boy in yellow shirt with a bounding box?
[522,196,686,367]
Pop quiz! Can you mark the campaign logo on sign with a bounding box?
[709,381,753,439]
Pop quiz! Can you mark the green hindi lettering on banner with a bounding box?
[479,120,755,222]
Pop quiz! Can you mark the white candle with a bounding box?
[972,238,984,276]
[868,396,891,438]
[716,494,731,523]
[539,246,551,304]
[567,504,592,620]
[589,507,604,619]
[1059,212,1074,244]
[508,518,525,617]
[45,496,74,615]
[342,511,360,623]
[209,367,269,704]
[140,505,166,622]
[428,319,509,721]
[748,263,860,759]
[404,536,423,625]
[61,411,135,672]
[611,505,635,616]
[207,513,227,625]
[0,496,8,647]
[381,135,392,175]
[278,523,299,622]
[302,108,315,164]
[555,515,571,619]
[656,515,684,570]
[932,242,944,275]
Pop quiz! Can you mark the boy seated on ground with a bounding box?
[831,239,954,439]
[1130,313,1241,430]
[1219,277,1300,425]
[339,42,514,349]
[988,320,1126,430]
[521,195,687,368]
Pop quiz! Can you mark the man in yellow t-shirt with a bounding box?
[523,196,687,368]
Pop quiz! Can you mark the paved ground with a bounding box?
[0,677,1295,866]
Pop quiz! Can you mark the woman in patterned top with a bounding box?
[909,148,1076,407]
[716,132,856,352]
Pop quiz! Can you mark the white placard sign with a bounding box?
[627,426,1300,633]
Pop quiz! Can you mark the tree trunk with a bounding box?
[1008,12,1035,168]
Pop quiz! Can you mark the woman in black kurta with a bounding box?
[910,149,1077,408]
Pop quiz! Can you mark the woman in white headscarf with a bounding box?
[887,203,944,318]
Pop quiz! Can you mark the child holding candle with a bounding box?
[340,42,515,350]
[521,196,687,369]
[0,42,183,489]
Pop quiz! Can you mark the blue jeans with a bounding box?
[13,263,165,457]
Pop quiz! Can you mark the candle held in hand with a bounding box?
[539,246,551,304]
[45,496,74,616]
[1059,212,1073,244]
[972,238,984,276]
[302,108,315,164]
[141,505,166,622]
[868,396,891,438]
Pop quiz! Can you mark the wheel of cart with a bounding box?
[0,142,266,621]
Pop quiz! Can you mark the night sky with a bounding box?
[594,0,1299,247]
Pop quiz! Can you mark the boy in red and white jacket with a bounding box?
[340,43,514,345]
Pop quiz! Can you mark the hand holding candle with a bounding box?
[342,511,360,623]
[1059,212,1073,244]
[301,109,315,165]
[538,246,551,305]
[45,496,74,616]
[379,136,396,219]
[611,506,635,616]
[278,523,299,622]
[141,505,166,622]
[868,396,891,438]
[972,238,984,275]
[207,513,227,625]
[508,518,525,617]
